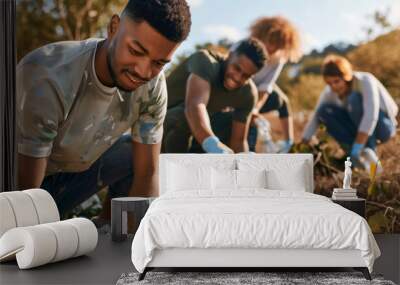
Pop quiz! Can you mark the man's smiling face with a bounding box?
[107,16,180,92]
[223,53,259,91]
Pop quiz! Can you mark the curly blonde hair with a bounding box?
[249,16,302,63]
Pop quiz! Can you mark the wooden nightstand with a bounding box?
[332,198,366,218]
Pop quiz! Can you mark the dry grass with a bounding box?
[259,112,400,233]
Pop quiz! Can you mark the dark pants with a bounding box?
[316,92,394,151]
[41,135,133,215]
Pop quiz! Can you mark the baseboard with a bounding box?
[373,234,400,284]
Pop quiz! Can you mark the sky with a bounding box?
[175,0,400,58]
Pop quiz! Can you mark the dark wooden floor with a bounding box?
[0,234,398,284]
[0,233,134,285]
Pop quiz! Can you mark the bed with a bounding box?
[131,154,380,280]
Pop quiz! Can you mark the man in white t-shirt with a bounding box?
[17,0,191,220]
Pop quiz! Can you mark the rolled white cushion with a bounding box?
[0,195,17,237]
[42,221,79,262]
[0,191,39,227]
[65,218,98,257]
[0,189,59,238]
[0,196,17,237]
[0,226,57,269]
[23,189,60,224]
[0,218,98,269]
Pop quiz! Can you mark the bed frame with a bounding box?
[138,154,372,281]
[139,248,371,280]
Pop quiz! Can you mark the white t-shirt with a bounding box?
[252,58,285,94]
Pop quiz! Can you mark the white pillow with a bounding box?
[266,162,307,191]
[236,169,267,189]
[212,168,237,190]
[167,163,212,191]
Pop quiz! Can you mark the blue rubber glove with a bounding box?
[350,143,364,159]
[202,136,233,154]
[276,139,293,153]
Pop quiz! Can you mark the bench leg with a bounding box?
[354,267,371,280]
[138,268,148,281]
[111,201,124,242]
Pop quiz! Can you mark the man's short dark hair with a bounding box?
[232,38,268,70]
[122,0,191,43]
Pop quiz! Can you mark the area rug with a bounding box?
[116,271,395,285]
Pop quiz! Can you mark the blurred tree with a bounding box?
[17,0,125,60]
[194,38,232,54]
[282,42,355,86]
[348,29,400,99]
[362,7,393,41]
[278,20,399,112]
[309,42,356,58]
[298,57,324,75]
[285,74,325,111]
[372,9,392,30]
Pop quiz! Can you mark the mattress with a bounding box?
[131,190,380,273]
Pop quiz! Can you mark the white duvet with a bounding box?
[131,190,380,273]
